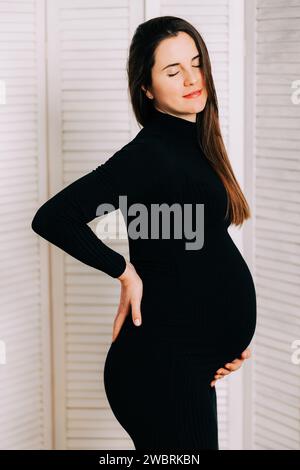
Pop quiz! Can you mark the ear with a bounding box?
[141,85,153,100]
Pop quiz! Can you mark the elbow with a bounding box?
[31,202,54,238]
[31,206,47,236]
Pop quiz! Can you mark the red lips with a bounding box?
[183,89,202,98]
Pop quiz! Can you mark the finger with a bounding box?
[224,359,242,371]
[216,368,230,376]
[112,311,127,342]
[214,374,225,380]
[231,358,242,364]
[131,299,142,327]
[224,363,240,371]
[241,348,251,359]
[210,380,216,387]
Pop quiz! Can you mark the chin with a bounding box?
[186,103,205,114]
[196,100,207,113]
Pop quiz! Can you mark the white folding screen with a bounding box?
[251,0,300,450]
[0,0,52,449]
[46,0,143,450]
[0,0,251,450]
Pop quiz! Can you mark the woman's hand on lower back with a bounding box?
[210,348,252,387]
[111,261,143,342]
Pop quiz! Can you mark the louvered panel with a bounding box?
[0,0,51,450]
[46,0,140,450]
[66,408,132,450]
[160,0,231,450]
[255,345,300,374]
[253,0,300,450]
[256,266,299,287]
[254,429,296,450]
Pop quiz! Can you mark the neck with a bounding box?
[154,106,197,123]
[146,106,202,141]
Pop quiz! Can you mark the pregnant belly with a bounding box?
[180,233,257,358]
[132,232,257,361]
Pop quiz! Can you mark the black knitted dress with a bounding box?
[31,107,257,450]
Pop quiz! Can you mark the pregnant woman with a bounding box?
[31,17,256,450]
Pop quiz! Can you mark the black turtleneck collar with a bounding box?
[145,106,202,141]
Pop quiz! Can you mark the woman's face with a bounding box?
[143,31,208,122]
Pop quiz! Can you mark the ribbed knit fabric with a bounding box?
[31,106,257,450]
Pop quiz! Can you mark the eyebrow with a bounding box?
[161,54,201,71]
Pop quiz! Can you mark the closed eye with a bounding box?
[168,65,202,77]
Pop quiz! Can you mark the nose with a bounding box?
[183,68,202,87]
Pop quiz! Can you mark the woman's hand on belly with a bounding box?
[210,347,252,387]
[112,261,143,342]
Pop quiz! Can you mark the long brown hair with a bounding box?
[127,16,251,226]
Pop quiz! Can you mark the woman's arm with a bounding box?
[31,142,145,278]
